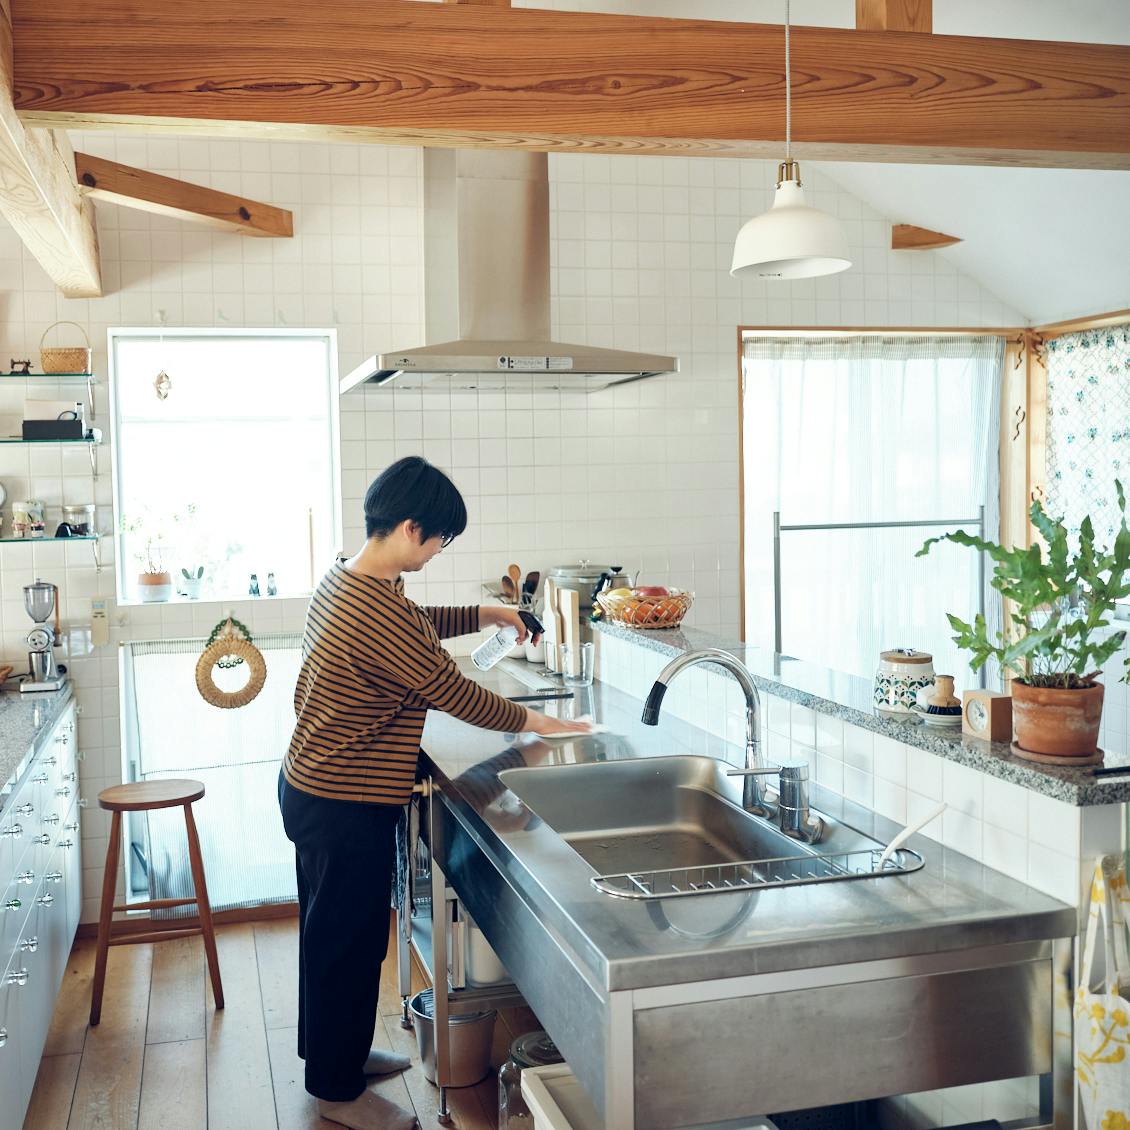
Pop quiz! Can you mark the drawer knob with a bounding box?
[0,1027,7,1048]
[14,803,33,817]
[43,814,60,826]
[78,798,88,809]
[55,786,70,799]
[60,840,74,850]
[31,773,48,784]
[15,872,34,886]
[6,969,28,987]
[64,772,77,783]
[45,871,63,883]
[64,822,79,833]
[19,936,38,953]
[1,825,22,838]
[36,893,54,908]
[3,899,21,912]
[43,755,57,766]
[32,834,50,846]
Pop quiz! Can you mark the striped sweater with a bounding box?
[284,562,527,805]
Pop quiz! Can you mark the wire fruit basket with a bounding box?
[596,589,693,630]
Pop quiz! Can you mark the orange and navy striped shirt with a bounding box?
[284,562,527,805]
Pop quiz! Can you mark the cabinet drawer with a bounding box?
[0,960,23,1123]
[0,876,32,959]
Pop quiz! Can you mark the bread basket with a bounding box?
[596,589,693,630]
[40,321,92,374]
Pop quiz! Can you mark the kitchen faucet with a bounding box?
[640,648,824,843]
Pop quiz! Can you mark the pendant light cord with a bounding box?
[784,0,792,160]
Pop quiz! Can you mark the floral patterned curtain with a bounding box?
[1045,324,1130,543]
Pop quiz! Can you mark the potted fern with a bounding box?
[918,483,1130,761]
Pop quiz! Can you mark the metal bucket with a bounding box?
[410,988,496,1088]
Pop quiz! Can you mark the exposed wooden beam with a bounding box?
[9,1,1130,170]
[0,0,100,296]
[856,0,931,33]
[891,223,961,250]
[73,152,293,237]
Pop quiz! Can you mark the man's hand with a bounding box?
[480,605,540,645]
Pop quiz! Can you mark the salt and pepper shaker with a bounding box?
[249,573,260,597]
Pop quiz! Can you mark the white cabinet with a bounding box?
[0,700,82,1127]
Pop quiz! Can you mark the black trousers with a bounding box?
[278,771,401,1101]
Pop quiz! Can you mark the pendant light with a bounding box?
[730,0,852,280]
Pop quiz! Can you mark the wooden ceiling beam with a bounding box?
[74,153,293,237]
[0,1,100,296]
[9,0,1130,170]
[891,223,961,250]
[856,0,932,33]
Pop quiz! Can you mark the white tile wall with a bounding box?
[0,129,1030,928]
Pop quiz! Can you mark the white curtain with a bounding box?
[120,634,303,914]
[743,335,1004,685]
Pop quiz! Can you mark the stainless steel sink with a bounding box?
[498,755,923,899]
[499,755,805,874]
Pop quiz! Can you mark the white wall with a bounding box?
[0,131,1019,923]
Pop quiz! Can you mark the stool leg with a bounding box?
[184,802,224,1010]
[89,810,122,1026]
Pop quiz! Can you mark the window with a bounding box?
[109,329,340,604]
[741,333,1005,683]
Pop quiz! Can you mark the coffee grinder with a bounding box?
[22,579,65,693]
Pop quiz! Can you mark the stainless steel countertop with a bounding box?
[421,662,1077,994]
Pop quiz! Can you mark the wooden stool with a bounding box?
[90,779,224,1025]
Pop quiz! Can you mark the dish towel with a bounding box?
[1076,854,1130,1128]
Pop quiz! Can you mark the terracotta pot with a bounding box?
[137,570,173,603]
[1012,679,1104,758]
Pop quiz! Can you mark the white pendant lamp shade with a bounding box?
[731,161,852,280]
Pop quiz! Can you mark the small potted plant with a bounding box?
[918,483,1129,761]
[120,511,174,602]
[181,566,204,599]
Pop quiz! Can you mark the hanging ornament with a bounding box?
[154,369,172,400]
[196,617,266,709]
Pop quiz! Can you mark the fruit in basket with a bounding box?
[606,587,634,599]
[656,597,683,620]
[633,585,670,597]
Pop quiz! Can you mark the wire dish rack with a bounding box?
[590,846,925,900]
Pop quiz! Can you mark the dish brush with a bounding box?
[922,675,962,716]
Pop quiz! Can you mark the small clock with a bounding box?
[962,690,1013,742]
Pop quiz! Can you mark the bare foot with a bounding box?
[317,1092,418,1130]
[364,1049,411,1076]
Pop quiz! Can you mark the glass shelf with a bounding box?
[0,535,99,544]
[0,436,98,444]
[0,372,95,380]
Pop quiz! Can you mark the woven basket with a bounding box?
[596,589,693,630]
[40,321,91,374]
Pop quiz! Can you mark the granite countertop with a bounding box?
[595,620,1129,807]
[420,660,1075,993]
[0,685,75,805]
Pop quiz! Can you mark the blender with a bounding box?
[22,579,65,693]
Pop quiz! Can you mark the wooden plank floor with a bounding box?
[25,917,537,1130]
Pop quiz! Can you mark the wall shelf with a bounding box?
[0,436,98,444]
[0,533,102,570]
[0,372,96,381]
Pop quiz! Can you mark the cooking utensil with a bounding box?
[508,564,522,593]
[558,588,580,677]
[878,801,946,868]
[500,575,518,604]
[523,570,540,599]
[542,579,559,672]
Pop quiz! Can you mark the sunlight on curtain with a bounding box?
[743,335,1004,685]
[120,635,302,915]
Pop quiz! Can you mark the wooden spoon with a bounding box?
[500,575,517,603]
[508,564,521,594]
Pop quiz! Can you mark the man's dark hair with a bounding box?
[364,456,468,544]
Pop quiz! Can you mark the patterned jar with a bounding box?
[873,649,935,716]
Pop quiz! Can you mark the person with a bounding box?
[278,456,589,1130]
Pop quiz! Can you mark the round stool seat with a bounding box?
[98,778,205,812]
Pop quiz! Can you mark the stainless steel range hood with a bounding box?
[340,149,678,394]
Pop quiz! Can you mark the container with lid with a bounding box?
[499,1030,564,1129]
[873,648,935,716]
[548,562,611,642]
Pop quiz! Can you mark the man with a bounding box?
[280,456,587,1130]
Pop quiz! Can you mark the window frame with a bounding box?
[107,326,342,607]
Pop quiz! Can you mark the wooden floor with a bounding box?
[25,917,539,1130]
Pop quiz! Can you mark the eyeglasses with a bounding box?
[440,533,457,549]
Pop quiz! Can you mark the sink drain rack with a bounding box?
[590,846,925,900]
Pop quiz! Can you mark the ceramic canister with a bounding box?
[874,648,935,715]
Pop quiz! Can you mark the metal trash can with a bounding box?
[409,988,496,1088]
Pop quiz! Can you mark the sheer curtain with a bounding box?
[743,335,1005,684]
[120,634,303,914]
